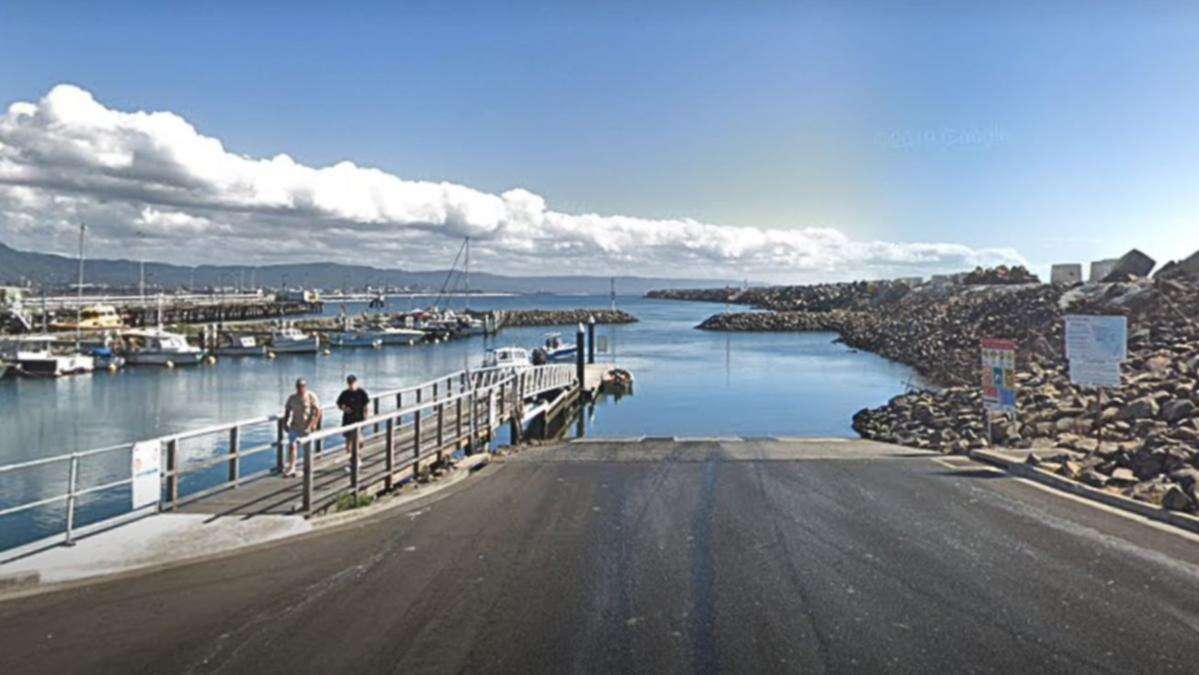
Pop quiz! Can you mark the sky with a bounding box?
[1,1,1197,282]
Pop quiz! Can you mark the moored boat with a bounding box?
[483,346,531,368]
[270,327,320,354]
[328,331,383,348]
[1,336,95,377]
[215,334,267,357]
[121,329,205,366]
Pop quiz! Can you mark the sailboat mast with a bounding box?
[464,236,470,312]
[75,223,86,348]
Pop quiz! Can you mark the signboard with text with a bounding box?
[131,440,161,509]
[981,338,1017,412]
[1064,315,1126,388]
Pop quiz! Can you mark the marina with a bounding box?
[0,294,920,551]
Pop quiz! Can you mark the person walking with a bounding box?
[282,378,322,477]
[336,374,370,474]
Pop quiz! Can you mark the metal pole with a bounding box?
[414,409,423,477]
[576,323,586,393]
[166,438,179,509]
[228,426,240,485]
[275,418,285,472]
[385,418,396,489]
[587,316,596,364]
[303,440,313,513]
[64,454,79,546]
[75,223,86,351]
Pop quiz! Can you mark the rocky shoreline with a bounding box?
[652,254,1199,513]
[497,308,638,328]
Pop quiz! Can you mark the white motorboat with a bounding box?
[328,331,383,348]
[121,329,205,366]
[1,336,95,377]
[215,334,267,357]
[270,327,320,354]
[363,326,426,345]
[537,333,577,363]
[482,346,531,369]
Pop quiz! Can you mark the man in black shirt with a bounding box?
[336,374,370,470]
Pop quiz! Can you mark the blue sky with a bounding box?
[1,1,1197,280]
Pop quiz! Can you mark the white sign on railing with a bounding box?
[131,441,162,509]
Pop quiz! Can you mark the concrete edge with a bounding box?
[0,453,495,602]
[313,453,490,529]
[969,448,1199,535]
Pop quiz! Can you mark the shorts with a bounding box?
[343,428,360,441]
[287,429,305,445]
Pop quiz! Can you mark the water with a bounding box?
[0,295,920,550]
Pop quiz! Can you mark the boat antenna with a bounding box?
[75,223,86,350]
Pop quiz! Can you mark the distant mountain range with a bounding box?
[0,241,731,295]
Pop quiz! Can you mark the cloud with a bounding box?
[0,84,1026,279]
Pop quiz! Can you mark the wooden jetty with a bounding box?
[161,364,579,518]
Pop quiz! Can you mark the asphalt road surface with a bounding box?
[3,438,1199,674]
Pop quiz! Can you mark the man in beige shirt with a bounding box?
[282,378,322,477]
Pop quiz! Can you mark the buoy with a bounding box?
[267,351,277,359]
[205,355,217,364]
[322,348,332,356]
[107,364,118,373]
[165,360,175,369]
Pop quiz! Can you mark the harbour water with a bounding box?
[0,295,921,550]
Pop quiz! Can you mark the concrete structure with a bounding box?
[1050,263,1082,286]
[1101,248,1156,281]
[1089,258,1118,282]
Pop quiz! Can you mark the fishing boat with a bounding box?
[214,334,267,357]
[270,327,320,354]
[50,304,124,331]
[539,333,577,362]
[89,346,125,370]
[121,329,205,366]
[482,346,531,368]
[363,325,426,345]
[0,336,95,377]
[328,331,383,348]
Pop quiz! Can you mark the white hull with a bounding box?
[330,333,383,348]
[215,346,267,357]
[370,329,425,345]
[16,353,95,377]
[270,338,320,354]
[126,350,205,366]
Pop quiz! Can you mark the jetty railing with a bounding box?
[0,364,577,552]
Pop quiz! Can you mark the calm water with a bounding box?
[0,295,919,550]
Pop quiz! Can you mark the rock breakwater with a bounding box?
[656,262,1199,513]
[498,309,638,328]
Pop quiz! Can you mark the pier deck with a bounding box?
[175,401,492,517]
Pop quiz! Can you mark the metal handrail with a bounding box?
[0,363,576,550]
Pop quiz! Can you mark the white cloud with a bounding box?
[0,84,1027,279]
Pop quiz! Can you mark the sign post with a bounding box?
[981,338,1017,445]
[1064,315,1127,457]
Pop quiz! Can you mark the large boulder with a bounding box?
[1161,399,1197,424]
[1101,249,1156,282]
[1155,249,1199,281]
[1116,396,1160,421]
